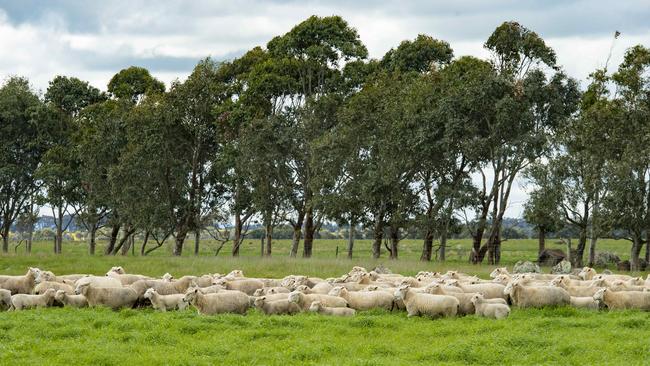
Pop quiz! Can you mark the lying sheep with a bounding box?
[309,300,356,317]
[213,278,264,295]
[54,290,88,308]
[505,280,570,308]
[1,267,39,294]
[254,296,301,315]
[75,283,138,310]
[183,288,250,315]
[0,289,12,310]
[33,281,74,295]
[394,285,459,318]
[328,286,393,311]
[10,288,56,310]
[570,296,600,310]
[288,291,348,311]
[470,293,510,320]
[593,288,650,310]
[144,288,188,312]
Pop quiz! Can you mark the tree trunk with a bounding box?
[104,223,121,255]
[173,228,187,256]
[120,231,133,256]
[389,225,399,260]
[55,206,63,254]
[630,234,643,271]
[439,225,449,262]
[232,213,242,257]
[420,229,433,261]
[347,219,355,259]
[574,227,588,267]
[112,226,136,255]
[140,231,150,256]
[264,222,273,257]
[89,226,97,255]
[290,211,305,258]
[26,221,33,254]
[588,236,597,267]
[1,233,8,254]
[538,227,546,256]
[372,210,384,259]
[193,229,200,256]
[302,207,314,258]
[646,230,650,265]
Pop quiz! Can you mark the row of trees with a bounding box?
[1,16,648,266]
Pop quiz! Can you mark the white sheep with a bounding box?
[504,280,570,308]
[254,296,301,315]
[593,288,650,310]
[449,280,507,300]
[213,278,264,295]
[393,285,459,318]
[33,281,74,295]
[182,288,250,315]
[75,282,138,310]
[0,289,12,310]
[287,291,348,311]
[1,267,40,294]
[309,300,356,317]
[470,293,510,319]
[570,296,600,309]
[328,286,394,311]
[75,275,122,289]
[54,290,88,308]
[10,288,56,310]
[144,288,188,311]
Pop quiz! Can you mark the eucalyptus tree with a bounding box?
[0,77,43,253]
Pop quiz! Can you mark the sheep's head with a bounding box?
[578,267,596,280]
[492,274,510,284]
[144,288,156,299]
[467,276,481,285]
[489,267,507,279]
[364,285,380,292]
[444,271,459,279]
[35,271,56,284]
[309,301,322,312]
[394,285,410,301]
[183,288,200,304]
[162,273,174,282]
[593,288,606,301]
[503,281,516,296]
[253,296,266,308]
[54,290,66,302]
[610,280,625,290]
[74,283,89,295]
[446,279,460,287]
[294,285,310,293]
[28,267,41,277]
[287,291,302,304]
[253,289,265,297]
[227,270,244,278]
[629,277,644,286]
[368,271,379,281]
[424,283,442,294]
[212,278,227,286]
[550,277,563,287]
[328,286,344,297]
[108,266,125,275]
[470,293,484,305]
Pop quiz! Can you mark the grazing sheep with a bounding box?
[0,289,12,310]
[54,290,88,308]
[254,296,301,315]
[183,288,250,315]
[33,281,74,295]
[213,278,264,295]
[394,285,459,318]
[75,276,122,289]
[593,288,650,310]
[328,286,394,311]
[470,293,510,319]
[570,296,600,310]
[504,280,570,308]
[75,283,138,310]
[287,291,348,311]
[449,280,507,300]
[144,288,188,311]
[10,288,56,310]
[1,267,39,294]
[309,301,356,317]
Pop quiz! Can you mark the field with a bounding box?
[1,238,649,365]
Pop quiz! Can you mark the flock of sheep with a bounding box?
[1,265,649,319]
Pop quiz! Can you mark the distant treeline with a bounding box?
[1,16,649,267]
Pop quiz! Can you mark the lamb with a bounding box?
[470,293,510,319]
[287,291,348,311]
[593,288,650,310]
[393,285,459,318]
[504,280,570,308]
[144,288,188,311]
[424,284,506,316]
[10,288,56,310]
[1,267,39,294]
[254,296,301,315]
[309,300,356,317]
[75,275,122,289]
[33,281,75,295]
[182,288,250,315]
[54,290,88,308]
[449,280,507,300]
[0,289,12,310]
[75,282,139,310]
[328,286,394,311]
[570,296,600,309]
[213,278,264,295]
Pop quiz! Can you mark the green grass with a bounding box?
[1,238,649,365]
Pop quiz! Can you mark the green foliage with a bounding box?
[107,66,165,103]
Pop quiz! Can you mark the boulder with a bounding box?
[551,260,572,274]
[513,261,541,274]
[595,252,621,267]
[538,249,566,266]
[617,260,631,272]
[372,265,392,275]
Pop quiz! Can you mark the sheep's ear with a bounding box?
[261,296,266,300]
[194,289,198,294]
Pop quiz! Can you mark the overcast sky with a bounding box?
[1,0,648,217]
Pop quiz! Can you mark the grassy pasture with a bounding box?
[0,238,649,365]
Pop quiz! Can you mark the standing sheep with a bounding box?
[75,283,139,310]
[144,288,188,311]
[593,288,650,310]
[309,301,356,317]
[504,280,570,308]
[1,267,40,294]
[287,291,348,311]
[182,288,250,315]
[393,285,459,318]
[54,290,88,308]
[10,288,56,310]
[570,296,600,310]
[0,289,12,310]
[254,296,301,315]
[33,281,74,295]
[328,286,394,311]
[470,294,510,320]
[213,278,264,295]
